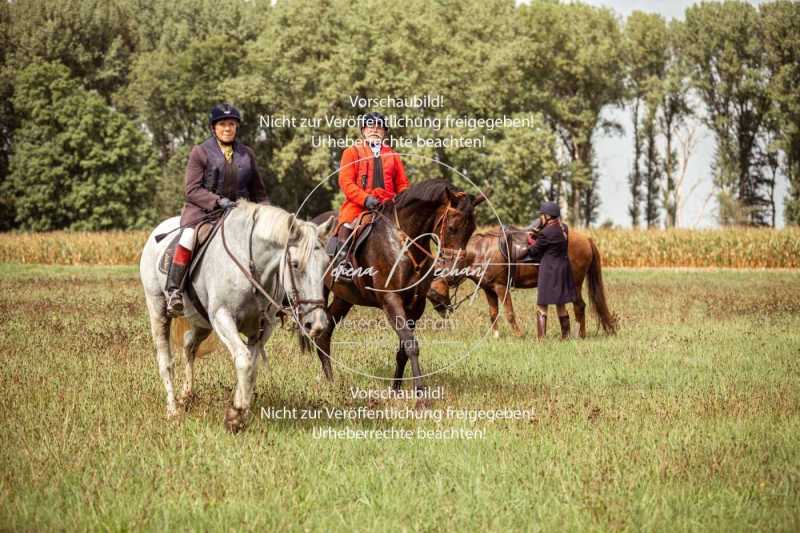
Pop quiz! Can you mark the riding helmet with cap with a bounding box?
[539,201,560,218]
[208,103,242,127]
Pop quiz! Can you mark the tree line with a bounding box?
[0,0,797,231]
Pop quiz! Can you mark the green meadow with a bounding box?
[1,263,798,531]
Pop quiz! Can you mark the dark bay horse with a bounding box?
[427,225,617,338]
[309,179,485,394]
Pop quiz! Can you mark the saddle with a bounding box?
[341,211,376,258]
[496,225,537,288]
[331,211,376,281]
[497,225,535,263]
[158,220,224,322]
[158,221,216,275]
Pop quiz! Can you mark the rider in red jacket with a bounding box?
[328,112,409,257]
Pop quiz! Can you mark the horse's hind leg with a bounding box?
[211,309,257,432]
[393,342,409,391]
[245,324,272,406]
[179,325,211,407]
[574,280,587,338]
[145,296,177,417]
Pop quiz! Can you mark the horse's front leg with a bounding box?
[145,297,178,417]
[211,309,257,433]
[179,325,211,407]
[393,342,408,391]
[494,283,523,337]
[483,287,501,338]
[384,294,423,396]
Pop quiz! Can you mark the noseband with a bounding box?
[282,248,327,321]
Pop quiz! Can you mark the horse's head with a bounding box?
[427,277,453,318]
[281,214,335,338]
[435,185,488,264]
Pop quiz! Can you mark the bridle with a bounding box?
[220,208,326,327]
[281,245,327,320]
[371,193,467,273]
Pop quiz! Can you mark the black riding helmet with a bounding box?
[359,111,388,132]
[208,103,242,127]
[539,201,560,218]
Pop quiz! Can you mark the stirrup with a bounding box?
[166,290,184,317]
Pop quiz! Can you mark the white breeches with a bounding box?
[179,227,196,250]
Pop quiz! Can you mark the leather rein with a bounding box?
[219,208,326,324]
[371,193,466,273]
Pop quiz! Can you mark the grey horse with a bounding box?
[140,201,334,431]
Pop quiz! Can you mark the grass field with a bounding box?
[1,263,799,531]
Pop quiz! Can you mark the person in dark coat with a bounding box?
[526,201,577,340]
[165,103,270,317]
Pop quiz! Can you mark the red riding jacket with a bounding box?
[338,142,409,224]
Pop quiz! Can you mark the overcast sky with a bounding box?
[563,0,785,228]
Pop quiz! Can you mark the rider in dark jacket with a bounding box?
[526,201,576,340]
[165,103,269,317]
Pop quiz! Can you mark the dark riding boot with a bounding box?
[165,260,189,317]
[558,314,570,340]
[536,312,547,340]
[325,235,338,257]
[330,225,354,281]
[335,225,353,258]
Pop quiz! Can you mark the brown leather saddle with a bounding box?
[158,221,217,275]
[337,212,376,261]
[497,225,534,263]
[496,225,536,287]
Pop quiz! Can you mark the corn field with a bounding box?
[0,227,798,268]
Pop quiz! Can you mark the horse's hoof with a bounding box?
[166,404,179,418]
[414,396,431,410]
[224,407,246,433]
[493,330,500,339]
[177,391,195,409]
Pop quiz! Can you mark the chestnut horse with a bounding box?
[309,179,485,394]
[427,225,617,338]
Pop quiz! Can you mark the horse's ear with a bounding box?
[317,215,335,239]
[474,188,491,206]
[445,188,467,204]
[286,214,301,240]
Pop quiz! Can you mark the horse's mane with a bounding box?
[383,178,456,211]
[235,201,318,268]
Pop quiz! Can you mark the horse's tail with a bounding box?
[587,238,618,335]
[170,316,216,356]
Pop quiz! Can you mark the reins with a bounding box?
[219,208,325,324]
[369,196,463,272]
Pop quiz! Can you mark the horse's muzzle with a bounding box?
[303,308,328,338]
